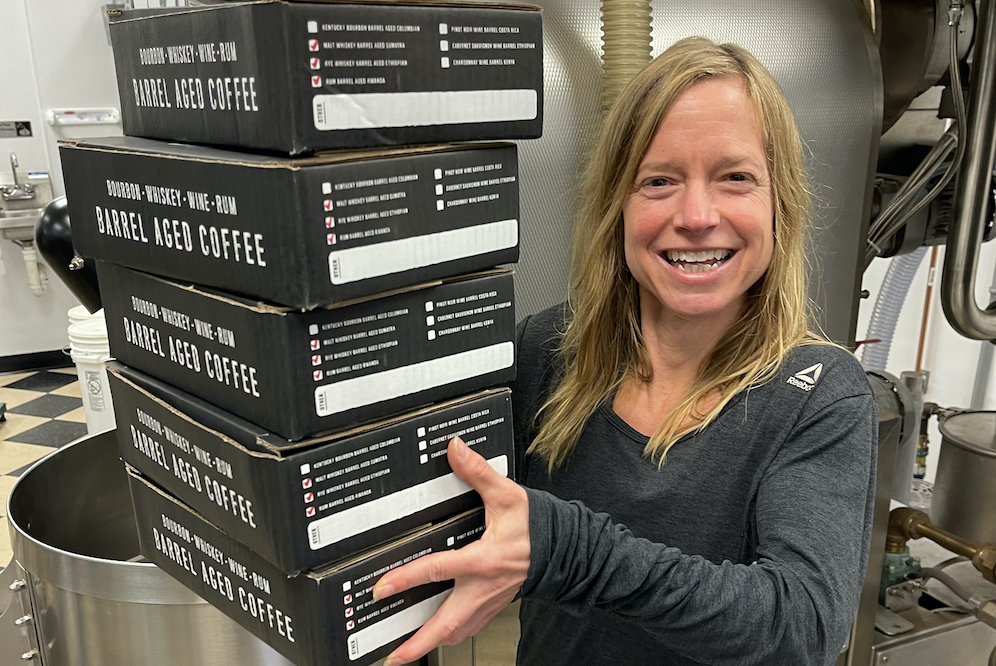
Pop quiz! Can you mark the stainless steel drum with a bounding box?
[1,430,293,666]
[932,411,996,544]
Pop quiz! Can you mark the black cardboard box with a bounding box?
[109,360,512,573]
[61,137,520,308]
[98,261,515,440]
[128,466,485,666]
[109,1,543,154]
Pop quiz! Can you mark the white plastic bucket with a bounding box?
[68,314,116,434]
[68,304,98,327]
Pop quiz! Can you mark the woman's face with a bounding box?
[622,77,774,329]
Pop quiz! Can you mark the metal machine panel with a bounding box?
[514,0,882,344]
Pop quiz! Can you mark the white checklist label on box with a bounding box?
[309,455,508,550]
[314,89,538,130]
[439,23,448,35]
[309,324,319,335]
[307,20,318,33]
[328,219,517,285]
[347,590,452,661]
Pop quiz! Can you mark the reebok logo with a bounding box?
[786,363,823,392]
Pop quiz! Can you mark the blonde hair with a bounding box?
[528,36,825,471]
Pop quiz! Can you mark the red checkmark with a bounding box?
[327,233,336,246]
[323,199,333,211]
[325,216,335,228]
[310,57,320,69]
[312,354,321,365]
[303,478,313,489]
[305,492,315,503]
[309,39,319,51]
[313,370,323,381]
[312,75,322,87]
[310,339,320,350]
[306,506,316,517]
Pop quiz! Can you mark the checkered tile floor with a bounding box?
[0,367,88,568]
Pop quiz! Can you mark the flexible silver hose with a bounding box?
[861,246,928,370]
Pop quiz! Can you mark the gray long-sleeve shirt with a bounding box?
[511,306,877,666]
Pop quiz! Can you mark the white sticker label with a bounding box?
[329,219,517,285]
[308,455,507,550]
[347,589,452,660]
[314,342,513,417]
[313,90,538,130]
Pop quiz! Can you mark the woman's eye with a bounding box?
[648,177,670,187]
[726,173,750,182]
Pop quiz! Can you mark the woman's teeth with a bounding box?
[664,249,732,272]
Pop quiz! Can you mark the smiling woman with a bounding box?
[372,37,877,666]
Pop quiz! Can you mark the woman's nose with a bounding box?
[675,183,719,233]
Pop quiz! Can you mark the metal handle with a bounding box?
[940,0,996,339]
[14,615,32,626]
[20,650,37,661]
[9,579,26,591]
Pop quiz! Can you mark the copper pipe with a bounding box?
[915,246,940,372]
[887,507,996,583]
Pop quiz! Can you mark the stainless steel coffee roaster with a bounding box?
[4,0,996,665]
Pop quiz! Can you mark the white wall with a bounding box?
[0,0,123,358]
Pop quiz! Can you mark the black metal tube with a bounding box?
[940,0,996,339]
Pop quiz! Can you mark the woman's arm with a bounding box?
[525,393,877,666]
[376,392,876,666]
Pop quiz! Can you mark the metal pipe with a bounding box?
[969,261,996,407]
[940,0,996,339]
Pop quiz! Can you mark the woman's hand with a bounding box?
[374,436,530,666]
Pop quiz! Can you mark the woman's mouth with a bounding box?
[662,249,734,273]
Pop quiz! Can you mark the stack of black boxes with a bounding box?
[59,2,542,664]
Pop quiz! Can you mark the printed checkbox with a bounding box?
[439,40,449,52]
[426,315,435,326]
[310,57,321,69]
[447,536,455,547]
[327,233,336,246]
[419,441,427,451]
[433,168,442,180]
[301,463,311,475]
[440,56,450,68]
[311,75,322,87]
[435,184,443,196]
[420,454,428,464]
[306,506,316,517]
[312,354,322,366]
[424,301,433,312]
[346,620,355,631]
[344,593,353,604]
[322,182,332,194]
[305,492,315,503]
[436,200,444,211]
[313,370,323,381]
[427,330,436,341]
[439,23,448,35]
[303,478,313,489]
[309,39,319,51]
[310,339,320,351]
[324,199,334,211]
[325,216,335,228]
[309,324,319,335]
[345,607,354,618]
[307,20,318,33]
[342,581,352,592]
[417,426,426,437]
